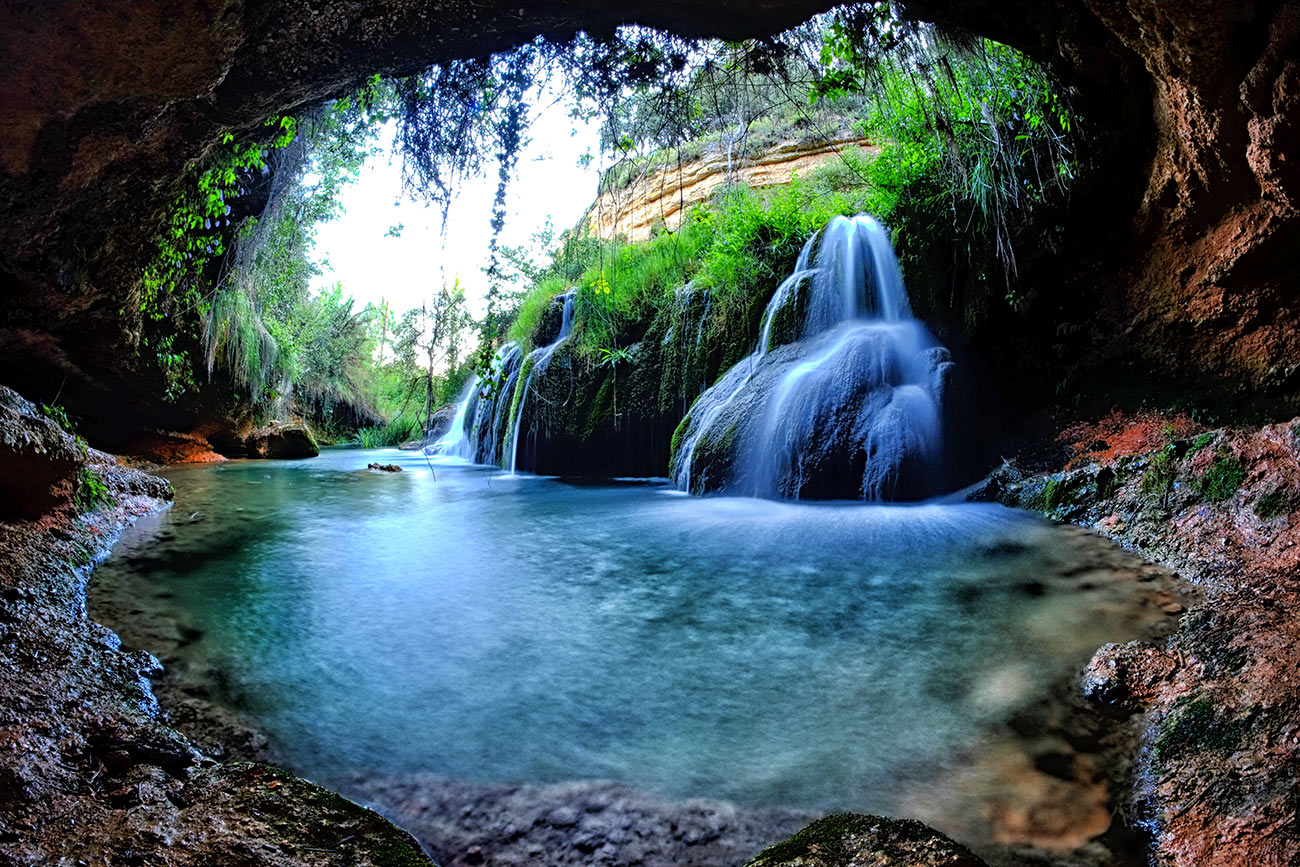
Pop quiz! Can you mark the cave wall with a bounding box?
[906,0,1300,415]
[1,0,1297,449]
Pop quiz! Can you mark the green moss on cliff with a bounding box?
[1254,486,1292,519]
[1154,695,1253,764]
[1199,454,1245,503]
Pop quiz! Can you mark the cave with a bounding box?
[2,2,1298,866]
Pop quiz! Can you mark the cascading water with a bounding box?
[432,376,479,457]
[433,289,577,470]
[671,214,954,501]
[507,288,577,473]
[432,342,523,465]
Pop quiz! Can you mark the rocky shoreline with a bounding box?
[0,386,429,866]
[974,412,1300,867]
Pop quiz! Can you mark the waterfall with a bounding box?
[432,289,577,470]
[431,376,479,458]
[430,342,522,464]
[671,214,954,501]
[507,288,577,473]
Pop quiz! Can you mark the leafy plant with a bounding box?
[74,467,114,512]
[40,403,74,433]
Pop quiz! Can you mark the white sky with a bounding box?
[310,93,603,321]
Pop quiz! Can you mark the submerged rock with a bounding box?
[245,421,320,459]
[346,773,816,867]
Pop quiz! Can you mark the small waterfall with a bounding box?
[507,288,577,473]
[431,376,479,458]
[671,214,954,501]
[430,342,522,465]
[433,290,577,470]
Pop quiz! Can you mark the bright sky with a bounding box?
[310,92,603,321]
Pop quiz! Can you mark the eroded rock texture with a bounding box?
[983,413,1300,867]
[0,385,430,866]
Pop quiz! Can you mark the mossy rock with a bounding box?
[179,762,431,866]
[746,813,986,867]
[1152,695,1256,766]
[1198,454,1245,503]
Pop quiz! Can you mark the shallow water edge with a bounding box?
[86,447,1187,866]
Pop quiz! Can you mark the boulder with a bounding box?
[245,422,319,459]
[746,813,986,867]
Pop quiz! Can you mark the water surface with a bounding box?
[92,448,1171,844]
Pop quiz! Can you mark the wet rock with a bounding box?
[0,385,429,865]
[367,463,402,472]
[984,412,1300,866]
[245,422,319,459]
[745,813,986,866]
[346,773,816,867]
[0,386,82,520]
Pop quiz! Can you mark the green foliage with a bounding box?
[1254,487,1292,520]
[74,466,114,512]
[39,405,116,512]
[1154,695,1252,764]
[507,275,571,350]
[811,11,1077,316]
[40,403,74,433]
[1189,432,1216,455]
[202,85,395,422]
[134,116,301,398]
[356,419,418,449]
[1199,455,1246,504]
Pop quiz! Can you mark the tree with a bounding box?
[393,280,474,442]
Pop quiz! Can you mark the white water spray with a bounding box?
[671,215,954,500]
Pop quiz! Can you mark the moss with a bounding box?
[683,417,740,492]
[1153,695,1253,764]
[1016,479,1048,512]
[502,355,536,464]
[215,763,431,866]
[1188,431,1216,455]
[1042,477,1065,511]
[583,375,615,441]
[1140,447,1176,499]
[1253,486,1291,519]
[747,813,981,867]
[1199,454,1245,503]
[669,411,692,470]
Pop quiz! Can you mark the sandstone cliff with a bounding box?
[587,137,879,242]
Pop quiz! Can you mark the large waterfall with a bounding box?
[670,215,954,500]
